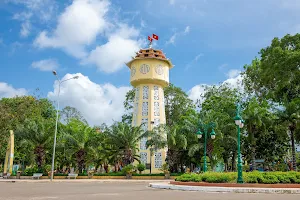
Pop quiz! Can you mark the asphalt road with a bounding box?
[0,181,299,200]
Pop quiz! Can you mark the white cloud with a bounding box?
[188,75,244,103]
[8,0,57,38]
[34,0,110,58]
[218,63,228,70]
[166,34,177,45]
[20,21,31,37]
[0,82,27,98]
[185,53,204,70]
[226,69,241,79]
[31,59,59,71]
[224,74,243,89]
[184,26,190,34]
[169,0,175,5]
[33,0,143,73]
[83,23,142,73]
[47,73,131,125]
[166,25,191,45]
[188,84,207,103]
[194,53,204,62]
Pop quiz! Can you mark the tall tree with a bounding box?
[244,34,300,170]
[198,84,240,171]
[164,84,195,126]
[104,122,147,166]
[15,118,54,168]
[60,106,86,124]
[0,96,55,163]
[63,119,98,173]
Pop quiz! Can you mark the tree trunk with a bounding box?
[34,145,45,169]
[76,149,86,173]
[290,126,297,171]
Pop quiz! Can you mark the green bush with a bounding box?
[136,163,146,174]
[170,173,184,176]
[93,172,125,176]
[133,173,164,176]
[21,167,38,176]
[121,164,135,175]
[175,171,300,184]
[244,171,263,183]
[260,174,280,184]
[53,173,68,176]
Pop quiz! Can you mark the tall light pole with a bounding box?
[50,71,79,181]
[196,121,216,172]
[234,103,245,184]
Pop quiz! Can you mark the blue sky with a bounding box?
[1,0,300,125]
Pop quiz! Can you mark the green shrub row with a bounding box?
[94,172,125,176]
[175,171,300,184]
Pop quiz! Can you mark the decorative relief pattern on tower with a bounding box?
[155,65,164,75]
[131,66,136,77]
[141,118,148,131]
[135,87,140,101]
[140,118,148,150]
[140,152,147,164]
[143,86,149,100]
[154,152,162,168]
[154,118,160,128]
[142,102,148,116]
[133,102,138,126]
[154,102,160,116]
[140,137,147,150]
[140,64,150,74]
[154,86,159,100]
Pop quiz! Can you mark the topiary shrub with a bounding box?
[136,163,146,174]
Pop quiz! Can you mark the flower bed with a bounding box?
[175,171,300,184]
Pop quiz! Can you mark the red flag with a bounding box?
[152,34,159,40]
[148,36,153,42]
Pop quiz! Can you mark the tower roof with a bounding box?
[126,48,173,68]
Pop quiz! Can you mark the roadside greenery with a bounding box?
[176,171,300,184]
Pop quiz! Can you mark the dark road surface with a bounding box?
[0,181,299,200]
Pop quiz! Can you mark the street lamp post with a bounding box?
[196,121,216,172]
[50,71,79,181]
[234,103,244,184]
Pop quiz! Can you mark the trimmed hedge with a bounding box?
[132,173,165,176]
[94,172,125,176]
[175,171,300,184]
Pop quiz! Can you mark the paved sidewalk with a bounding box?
[149,182,300,194]
[0,178,170,183]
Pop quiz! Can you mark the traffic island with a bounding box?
[149,182,300,194]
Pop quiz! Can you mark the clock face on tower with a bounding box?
[140,64,150,74]
[155,65,164,75]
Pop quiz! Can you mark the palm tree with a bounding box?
[104,122,147,166]
[147,124,188,172]
[63,119,98,173]
[16,118,54,169]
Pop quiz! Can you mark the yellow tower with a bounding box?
[126,46,173,173]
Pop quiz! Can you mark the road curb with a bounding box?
[149,183,300,194]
